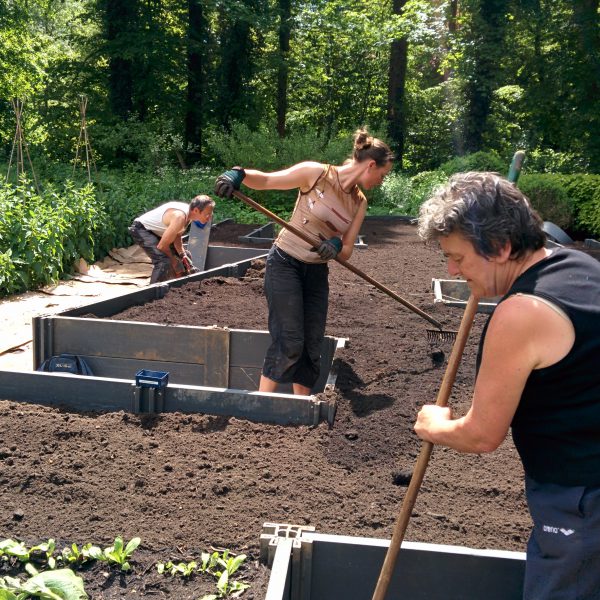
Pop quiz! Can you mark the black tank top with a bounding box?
[477,249,600,485]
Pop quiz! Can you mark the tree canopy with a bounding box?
[1,0,598,172]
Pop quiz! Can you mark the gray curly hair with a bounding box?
[417,172,546,259]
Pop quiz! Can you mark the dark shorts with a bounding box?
[262,245,329,390]
[129,221,172,284]
[524,474,600,599]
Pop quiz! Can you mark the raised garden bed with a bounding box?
[3,218,598,598]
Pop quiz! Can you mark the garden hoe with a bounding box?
[231,189,458,342]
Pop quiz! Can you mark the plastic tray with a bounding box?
[135,369,169,389]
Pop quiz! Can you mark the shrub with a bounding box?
[524,149,589,174]
[439,150,507,177]
[556,174,600,238]
[0,179,109,296]
[369,170,447,216]
[518,174,574,230]
[205,123,367,172]
[369,171,413,215]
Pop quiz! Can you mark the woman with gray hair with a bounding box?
[415,172,600,599]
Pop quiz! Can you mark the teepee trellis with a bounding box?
[6,98,40,193]
[72,95,98,183]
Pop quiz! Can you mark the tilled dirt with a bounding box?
[1,218,541,598]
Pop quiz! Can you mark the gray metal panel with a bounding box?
[432,278,499,314]
[164,387,319,425]
[0,371,330,425]
[187,218,212,270]
[48,318,220,364]
[229,329,271,366]
[303,534,525,600]
[228,366,262,390]
[202,327,230,387]
[265,538,293,600]
[204,246,267,270]
[79,355,205,386]
[0,370,133,412]
[58,284,170,317]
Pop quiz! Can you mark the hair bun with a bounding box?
[354,128,373,151]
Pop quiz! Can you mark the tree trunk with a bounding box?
[463,0,508,154]
[276,0,291,138]
[216,2,255,130]
[387,0,408,168]
[185,0,205,164]
[104,0,136,120]
[572,0,600,172]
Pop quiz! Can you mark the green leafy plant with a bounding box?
[0,539,57,569]
[101,537,141,572]
[156,560,197,577]
[0,568,87,600]
[58,543,103,567]
[156,549,250,599]
[199,550,249,599]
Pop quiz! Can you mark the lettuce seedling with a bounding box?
[0,539,30,562]
[156,560,197,577]
[102,537,141,572]
[59,543,103,567]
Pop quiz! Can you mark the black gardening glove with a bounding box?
[214,167,246,198]
[316,237,343,260]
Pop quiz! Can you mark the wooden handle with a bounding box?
[371,295,479,600]
[231,190,445,331]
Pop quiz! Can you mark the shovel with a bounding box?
[232,190,457,342]
[371,294,479,599]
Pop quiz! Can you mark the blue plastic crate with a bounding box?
[135,369,169,389]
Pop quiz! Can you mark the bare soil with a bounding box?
[1,217,556,598]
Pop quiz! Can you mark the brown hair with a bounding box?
[351,128,395,167]
[190,195,215,211]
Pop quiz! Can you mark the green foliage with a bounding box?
[101,537,141,572]
[405,81,461,172]
[59,544,103,567]
[205,123,353,172]
[0,179,109,296]
[439,151,507,177]
[482,85,528,158]
[369,170,447,216]
[157,549,250,599]
[156,560,197,577]
[0,568,87,600]
[556,174,600,237]
[524,149,590,174]
[518,174,574,230]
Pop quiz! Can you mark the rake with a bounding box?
[232,190,458,342]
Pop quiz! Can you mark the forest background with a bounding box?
[1,0,600,295]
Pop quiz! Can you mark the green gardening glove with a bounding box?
[214,167,246,198]
[316,237,343,260]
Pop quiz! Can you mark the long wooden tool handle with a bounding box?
[371,294,479,600]
[232,190,445,331]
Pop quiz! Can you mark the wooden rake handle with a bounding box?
[231,190,446,331]
[371,294,479,600]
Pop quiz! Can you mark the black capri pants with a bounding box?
[262,246,329,390]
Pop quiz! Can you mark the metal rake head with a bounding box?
[426,328,458,343]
